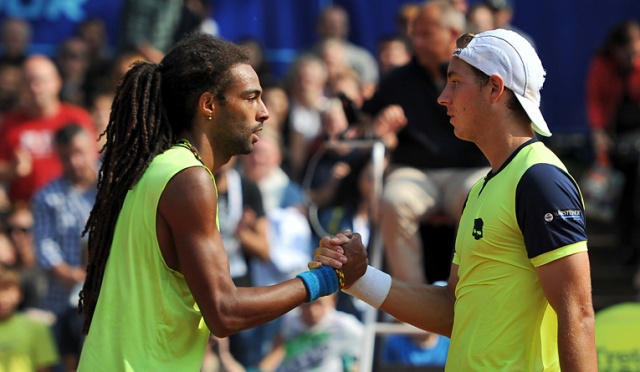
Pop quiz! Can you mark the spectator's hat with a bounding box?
[454,28,551,137]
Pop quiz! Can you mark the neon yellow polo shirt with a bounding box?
[448,140,587,371]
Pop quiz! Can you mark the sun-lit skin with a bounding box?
[23,56,62,117]
[438,57,493,144]
[410,4,459,77]
[55,131,99,187]
[203,64,269,172]
[0,284,21,320]
[439,57,537,172]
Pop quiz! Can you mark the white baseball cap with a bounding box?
[453,29,551,137]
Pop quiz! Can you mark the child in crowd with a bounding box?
[257,293,363,372]
[0,265,59,371]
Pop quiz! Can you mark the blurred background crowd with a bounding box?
[0,0,639,371]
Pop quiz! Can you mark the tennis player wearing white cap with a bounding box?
[311,29,597,371]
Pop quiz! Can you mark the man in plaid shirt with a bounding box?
[32,123,99,369]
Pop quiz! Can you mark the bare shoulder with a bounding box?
[160,166,217,224]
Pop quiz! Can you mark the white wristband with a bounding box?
[342,265,392,308]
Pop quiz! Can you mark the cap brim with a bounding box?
[515,94,551,137]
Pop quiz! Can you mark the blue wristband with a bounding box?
[297,265,340,302]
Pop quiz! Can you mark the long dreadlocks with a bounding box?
[79,33,249,333]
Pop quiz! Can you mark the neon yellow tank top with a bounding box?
[78,146,212,371]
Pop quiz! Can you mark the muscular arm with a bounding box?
[380,265,457,337]
[237,212,270,261]
[158,167,308,337]
[537,252,597,371]
[313,233,457,337]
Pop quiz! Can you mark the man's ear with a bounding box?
[488,75,506,103]
[198,91,215,118]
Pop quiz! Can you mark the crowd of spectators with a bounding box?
[0,0,638,371]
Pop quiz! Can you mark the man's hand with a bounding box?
[309,230,368,288]
[373,105,407,137]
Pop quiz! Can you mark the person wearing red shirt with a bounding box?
[0,55,96,203]
[586,20,640,264]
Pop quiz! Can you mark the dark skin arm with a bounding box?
[157,166,314,337]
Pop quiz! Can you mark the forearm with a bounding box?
[204,278,308,337]
[50,263,85,289]
[381,280,455,337]
[258,344,285,372]
[557,310,597,371]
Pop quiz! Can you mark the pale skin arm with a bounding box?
[311,232,457,337]
[257,333,286,372]
[237,208,270,261]
[536,251,597,371]
[50,263,86,290]
[158,167,329,337]
[380,265,457,337]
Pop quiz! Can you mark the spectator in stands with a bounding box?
[239,37,277,88]
[0,265,59,371]
[76,18,113,79]
[106,51,147,93]
[361,0,489,284]
[383,331,450,367]
[449,0,469,14]
[484,0,536,49]
[243,128,306,214]
[0,62,23,113]
[75,18,115,106]
[586,20,640,266]
[215,156,270,288]
[261,84,289,135]
[396,3,420,39]
[32,124,99,370]
[88,90,114,151]
[467,3,495,34]
[282,53,329,181]
[257,293,364,372]
[0,55,96,204]
[376,34,412,77]
[242,128,312,369]
[214,157,271,368]
[3,202,47,311]
[313,4,379,98]
[118,0,183,63]
[317,37,354,90]
[173,0,219,43]
[56,36,92,107]
[0,18,31,67]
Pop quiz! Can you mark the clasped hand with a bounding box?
[309,229,368,289]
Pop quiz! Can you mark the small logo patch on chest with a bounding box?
[472,218,484,240]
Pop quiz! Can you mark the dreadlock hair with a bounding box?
[79,32,249,334]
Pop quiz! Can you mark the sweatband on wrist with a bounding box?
[342,265,392,308]
[297,265,340,302]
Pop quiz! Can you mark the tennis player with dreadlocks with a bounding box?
[76,33,367,370]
